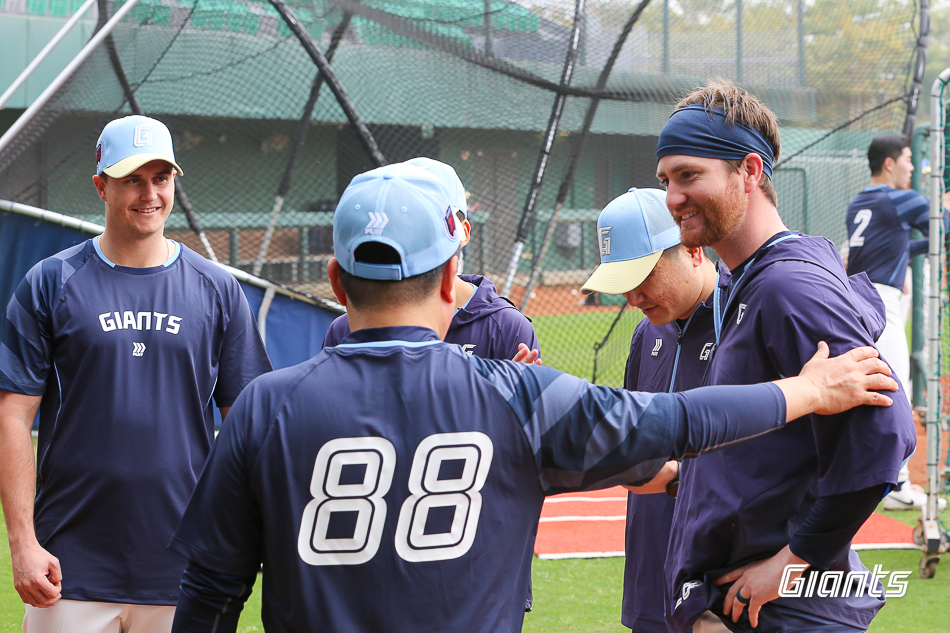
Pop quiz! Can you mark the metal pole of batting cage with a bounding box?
[519,0,653,313]
[903,0,930,138]
[920,68,950,579]
[0,0,143,157]
[0,0,98,111]
[501,0,586,300]
[253,11,355,278]
[267,0,385,169]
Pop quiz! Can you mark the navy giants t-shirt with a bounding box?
[171,326,795,633]
[665,233,916,632]
[323,274,540,360]
[0,238,271,605]
[845,185,930,289]
[621,268,721,633]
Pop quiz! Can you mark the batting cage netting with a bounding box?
[0,0,930,389]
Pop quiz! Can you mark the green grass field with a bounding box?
[531,308,644,387]
[2,504,948,632]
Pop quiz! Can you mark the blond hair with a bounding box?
[674,78,781,205]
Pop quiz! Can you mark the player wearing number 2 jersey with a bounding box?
[169,163,897,633]
[845,135,932,392]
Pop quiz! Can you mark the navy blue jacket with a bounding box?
[622,268,721,633]
[666,233,916,632]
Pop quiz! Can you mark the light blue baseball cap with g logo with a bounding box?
[334,163,460,281]
[96,115,183,178]
[581,188,680,295]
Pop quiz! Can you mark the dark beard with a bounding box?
[679,180,746,248]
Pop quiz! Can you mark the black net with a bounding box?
[0,0,922,386]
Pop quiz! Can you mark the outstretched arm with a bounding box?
[773,341,895,420]
[0,390,61,608]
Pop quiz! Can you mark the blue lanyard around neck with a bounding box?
[712,234,801,344]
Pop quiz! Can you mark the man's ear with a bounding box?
[460,219,472,247]
[687,247,704,268]
[741,153,765,194]
[327,257,348,307]
[93,175,107,202]
[440,255,458,304]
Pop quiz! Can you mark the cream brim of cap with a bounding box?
[103,153,184,178]
[581,250,662,295]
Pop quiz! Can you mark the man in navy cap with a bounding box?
[0,115,270,632]
[655,79,916,633]
[581,187,726,633]
[167,162,897,633]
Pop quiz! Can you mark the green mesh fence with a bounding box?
[0,0,924,387]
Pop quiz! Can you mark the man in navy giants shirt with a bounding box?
[0,116,271,632]
[845,134,950,509]
[581,188,726,633]
[655,79,917,632]
[168,162,897,633]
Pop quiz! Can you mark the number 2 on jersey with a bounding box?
[849,208,873,247]
[297,433,493,566]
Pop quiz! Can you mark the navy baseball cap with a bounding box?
[334,163,460,280]
[405,157,468,219]
[96,115,183,177]
[581,188,680,295]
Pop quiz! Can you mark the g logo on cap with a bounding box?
[600,226,612,256]
[133,125,153,148]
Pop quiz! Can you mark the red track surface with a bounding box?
[535,487,916,559]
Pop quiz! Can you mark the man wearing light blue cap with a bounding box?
[0,115,270,632]
[582,188,724,633]
[167,163,898,633]
[324,157,541,370]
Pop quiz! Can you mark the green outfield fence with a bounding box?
[0,0,928,387]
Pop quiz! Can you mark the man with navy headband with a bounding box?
[0,115,271,633]
[166,162,895,633]
[655,79,916,633]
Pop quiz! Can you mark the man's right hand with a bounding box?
[11,539,62,607]
[511,343,542,365]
